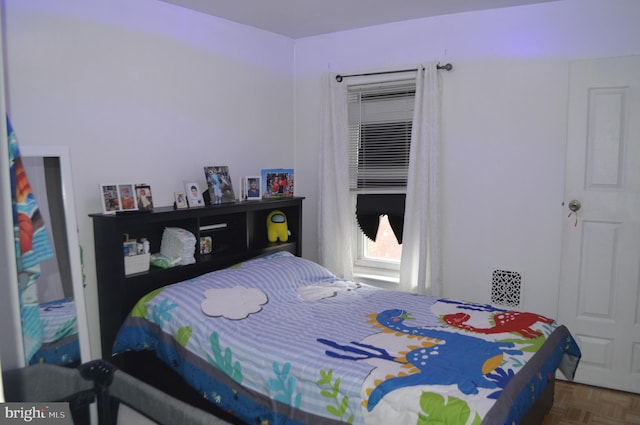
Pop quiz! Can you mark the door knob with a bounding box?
[568,200,581,212]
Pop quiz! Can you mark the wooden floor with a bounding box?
[542,380,640,424]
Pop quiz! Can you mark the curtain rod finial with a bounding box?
[437,63,453,71]
[335,75,343,82]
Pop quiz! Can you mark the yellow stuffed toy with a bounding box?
[267,210,289,242]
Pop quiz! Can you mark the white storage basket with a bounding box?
[124,253,151,275]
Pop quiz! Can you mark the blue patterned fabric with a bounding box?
[114,252,581,425]
[8,116,55,363]
[28,297,80,366]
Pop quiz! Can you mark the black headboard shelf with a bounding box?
[90,197,304,361]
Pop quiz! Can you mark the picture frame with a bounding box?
[245,176,261,201]
[261,168,294,199]
[204,166,236,204]
[184,181,204,207]
[100,184,120,214]
[118,184,138,211]
[174,191,188,209]
[200,236,212,255]
[135,184,154,211]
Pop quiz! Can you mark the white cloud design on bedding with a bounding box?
[201,286,268,319]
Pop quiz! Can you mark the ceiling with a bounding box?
[159,0,559,39]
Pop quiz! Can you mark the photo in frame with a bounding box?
[244,176,261,201]
[174,191,188,209]
[184,182,204,207]
[204,166,235,204]
[135,184,154,211]
[118,184,138,211]
[200,236,212,255]
[261,168,294,199]
[100,184,120,214]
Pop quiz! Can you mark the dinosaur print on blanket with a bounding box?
[442,310,554,338]
[318,308,524,412]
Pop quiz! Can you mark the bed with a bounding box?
[29,297,80,366]
[112,251,581,425]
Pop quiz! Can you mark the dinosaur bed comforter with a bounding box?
[29,297,80,366]
[113,251,581,425]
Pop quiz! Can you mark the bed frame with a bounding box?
[107,283,557,424]
[92,198,555,424]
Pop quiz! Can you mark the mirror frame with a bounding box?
[20,145,91,364]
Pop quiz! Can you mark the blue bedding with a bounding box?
[113,252,580,425]
[29,297,80,366]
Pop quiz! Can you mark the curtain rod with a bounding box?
[335,62,452,82]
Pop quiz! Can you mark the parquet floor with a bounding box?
[542,380,640,424]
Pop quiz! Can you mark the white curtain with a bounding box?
[318,73,354,279]
[399,63,443,295]
[319,64,443,294]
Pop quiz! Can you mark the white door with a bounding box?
[558,55,640,393]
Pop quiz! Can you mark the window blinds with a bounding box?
[348,80,416,190]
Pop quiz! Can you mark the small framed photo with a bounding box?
[135,184,154,211]
[118,184,138,211]
[100,184,120,214]
[261,168,294,199]
[200,236,212,255]
[245,176,261,201]
[174,191,188,209]
[184,181,204,207]
[204,166,236,204]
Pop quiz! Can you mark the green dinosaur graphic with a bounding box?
[132,287,164,318]
[417,392,481,425]
[174,326,192,347]
[207,332,243,383]
[268,362,302,408]
[317,369,353,424]
[500,334,546,353]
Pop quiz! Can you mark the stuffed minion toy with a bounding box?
[267,210,289,242]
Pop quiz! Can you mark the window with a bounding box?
[347,80,415,285]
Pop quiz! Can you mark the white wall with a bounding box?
[2,0,295,358]
[293,0,640,317]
